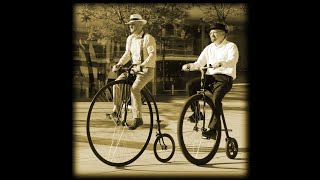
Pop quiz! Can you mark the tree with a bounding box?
[78,38,95,98]
[198,3,247,28]
[75,3,193,43]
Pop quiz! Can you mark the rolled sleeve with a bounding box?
[226,44,239,66]
[141,35,156,68]
[194,46,208,68]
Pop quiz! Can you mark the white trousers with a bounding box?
[113,68,154,119]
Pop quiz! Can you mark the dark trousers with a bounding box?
[187,74,233,130]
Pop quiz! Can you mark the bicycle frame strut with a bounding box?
[200,68,207,131]
[121,67,163,136]
[197,67,231,137]
[143,87,162,135]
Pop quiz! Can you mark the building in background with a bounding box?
[72,5,248,100]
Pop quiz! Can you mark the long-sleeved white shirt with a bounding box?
[117,31,156,68]
[193,39,239,79]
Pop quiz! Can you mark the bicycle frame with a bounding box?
[119,64,164,136]
[87,63,175,166]
[120,64,171,156]
[178,64,239,163]
[194,66,232,139]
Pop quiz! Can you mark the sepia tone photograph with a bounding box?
[72,3,249,178]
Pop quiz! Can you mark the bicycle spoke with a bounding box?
[178,94,221,165]
[87,80,153,166]
[110,126,125,161]
[107,125,121,161]
[195,138,203,158]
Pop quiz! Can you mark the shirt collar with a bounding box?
[133,31,144,39]
[213,38,227,47]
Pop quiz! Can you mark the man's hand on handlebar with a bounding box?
[181,63,193,71]
[112,64,122,72]
[211,61,225,69]
[131,64,143,74]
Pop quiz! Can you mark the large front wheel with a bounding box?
[177,94,221,165]
[86,80,153,166]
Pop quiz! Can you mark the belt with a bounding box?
[212,74,232,82]
[213,74,232,79]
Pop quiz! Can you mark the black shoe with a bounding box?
[128,118,143,130]
[202,129,217,140]
[187,112,204,123]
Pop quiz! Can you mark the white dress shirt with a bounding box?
[193,39,239,79]
[118,31,156,68]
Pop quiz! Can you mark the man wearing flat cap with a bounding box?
[111,14,156,130]
[182,22,239,139]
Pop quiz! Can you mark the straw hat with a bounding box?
[125,14,147,25]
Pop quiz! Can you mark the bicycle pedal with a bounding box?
[221,129,232,132]
[107,114,117,120]
[202,136,210,140]
[122,121,128,126]
[116,120,121,126]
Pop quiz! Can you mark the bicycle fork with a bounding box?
[221,108,232,139]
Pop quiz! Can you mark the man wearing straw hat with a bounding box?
[111,14,156,130]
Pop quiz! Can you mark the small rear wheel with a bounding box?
[225,137,238,159]
[153,133,175,163]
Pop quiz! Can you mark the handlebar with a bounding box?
[182,64,215,72]
[182,63,220,80]
[118,64,133,72]
[115,64,147,74]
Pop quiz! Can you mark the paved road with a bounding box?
[73,84,249,178]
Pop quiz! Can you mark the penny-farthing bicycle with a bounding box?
[86,64,175,166]
[178,65,238,165]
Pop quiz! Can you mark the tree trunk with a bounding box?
[79,40,95,98]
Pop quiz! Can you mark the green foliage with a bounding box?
[75,3,193,42]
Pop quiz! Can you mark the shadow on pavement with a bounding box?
[200,161,249,170]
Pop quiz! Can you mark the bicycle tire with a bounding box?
[86,80,153,166]
[177,94,221,165]
[226,137,238,159]
[153,133,175,163]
